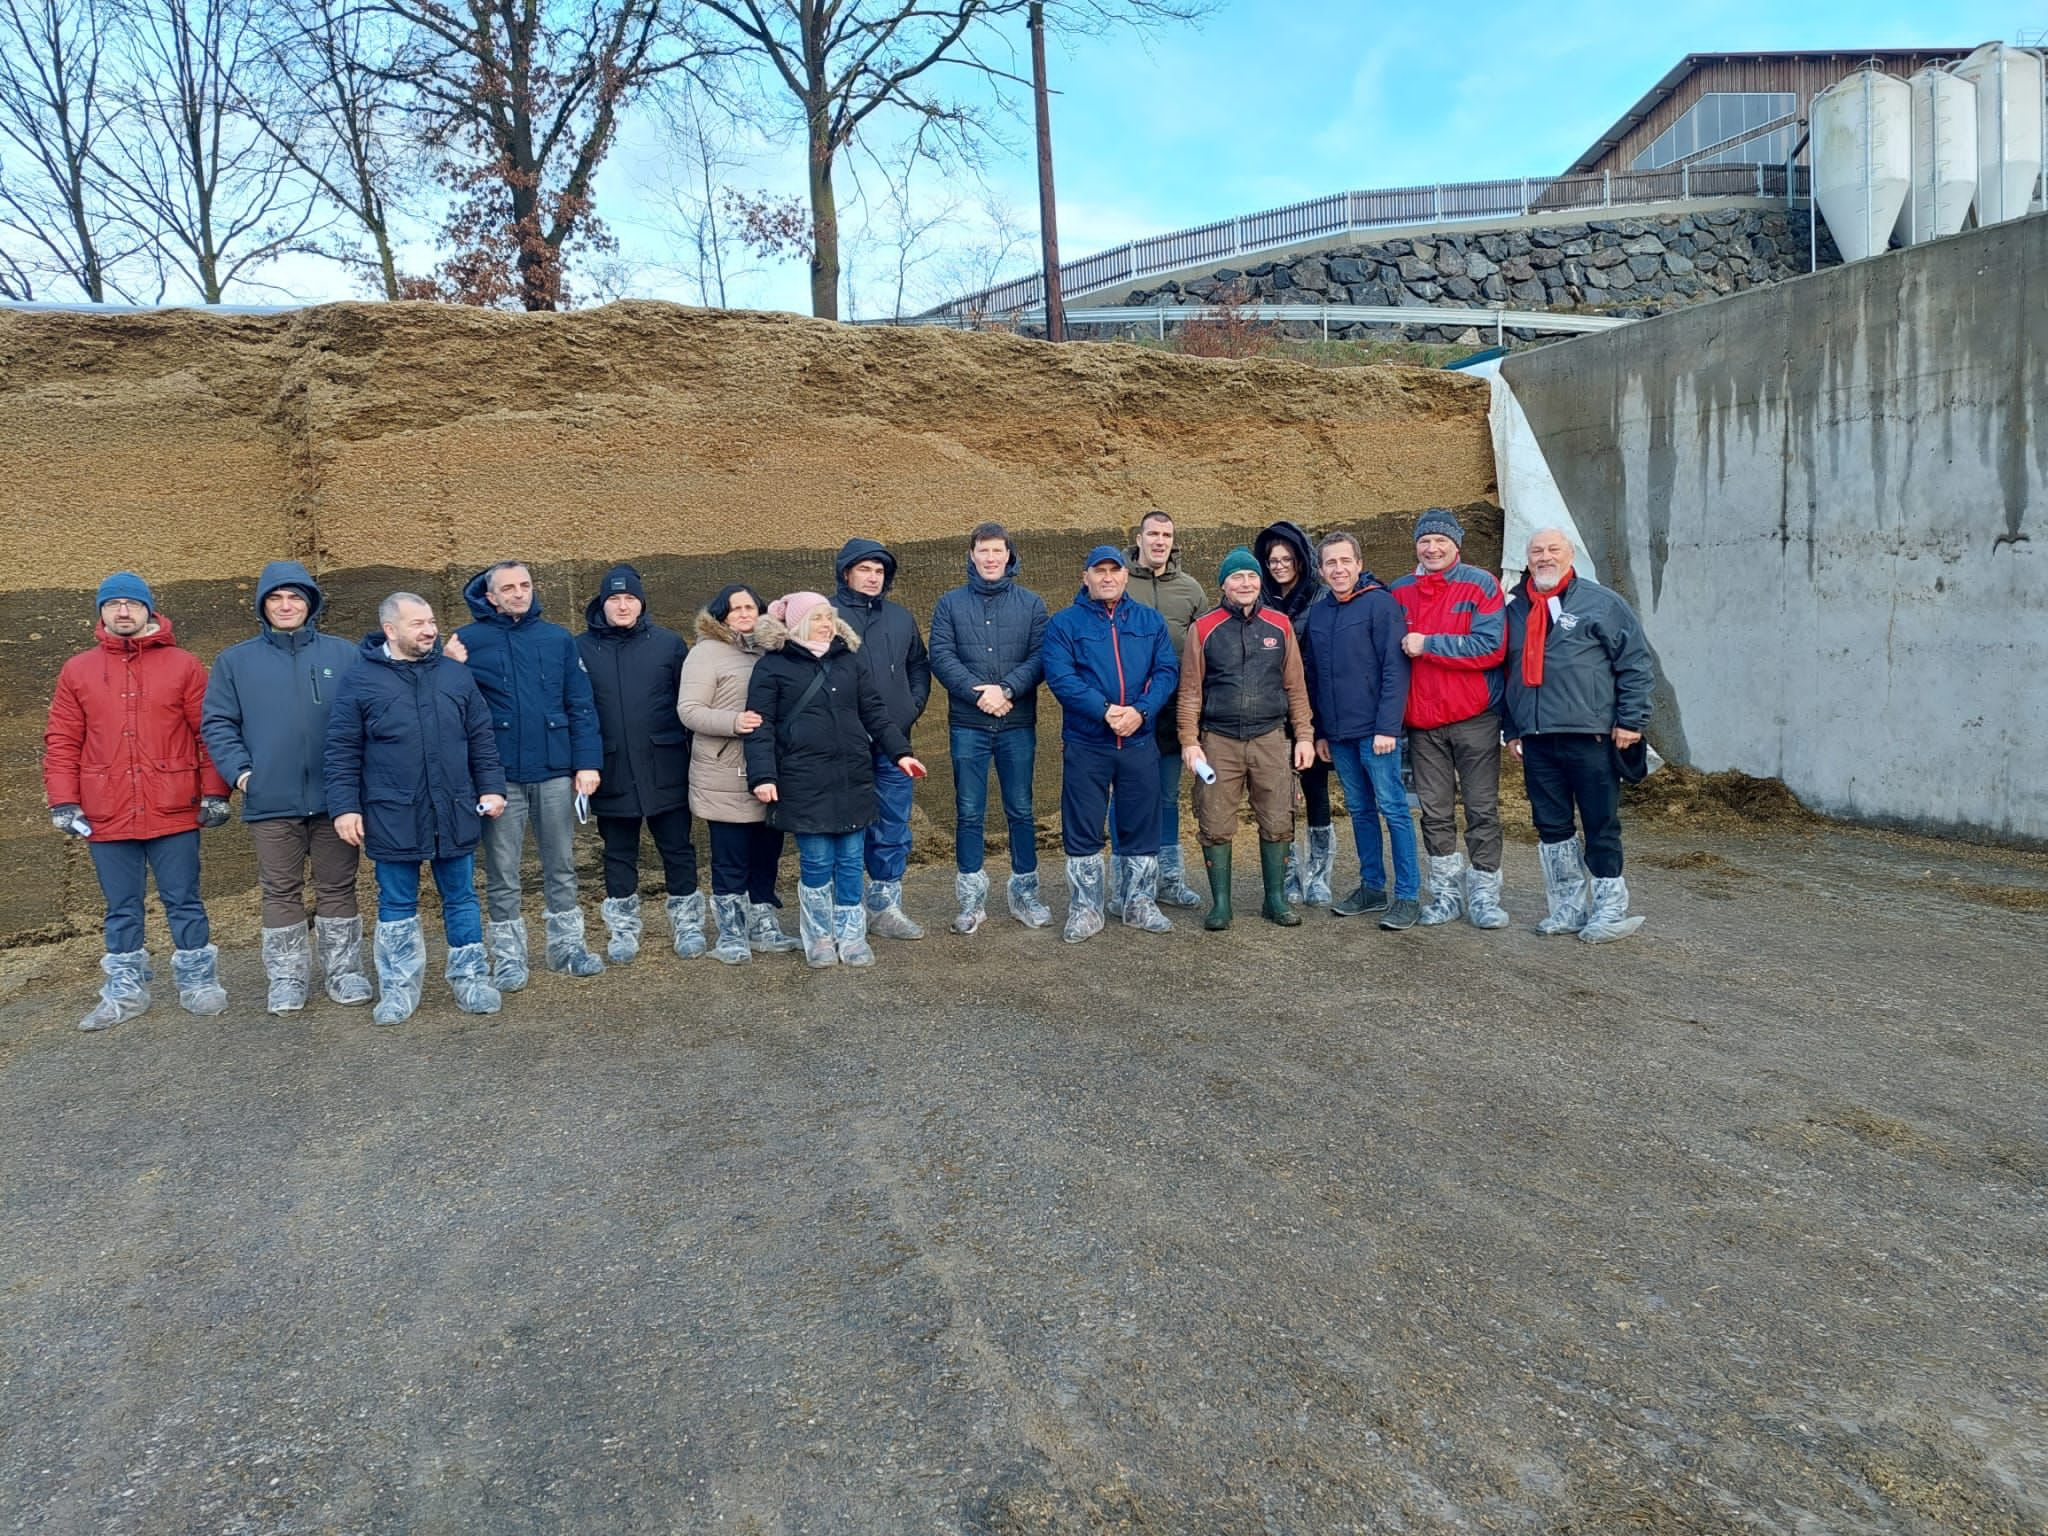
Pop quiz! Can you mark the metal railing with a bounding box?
[892,302,1637,341]
[935,163,1808,319]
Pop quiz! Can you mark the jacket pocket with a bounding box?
[148,757,199,817]
[544,713,570,772]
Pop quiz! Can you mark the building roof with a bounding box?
[1562,49,1983,175]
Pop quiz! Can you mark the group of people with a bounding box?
[41,510,1655,1031]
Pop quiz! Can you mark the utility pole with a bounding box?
[1030,2,1065,341]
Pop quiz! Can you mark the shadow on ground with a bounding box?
[3,822,2046,1534]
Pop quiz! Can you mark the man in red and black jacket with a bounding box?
[1178,547,1316,930]
[1391,509,1511,931]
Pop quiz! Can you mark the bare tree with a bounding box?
[0,0,134,299]
[238,0,418,298]
[696,0,1210,322]
[377,0,704,310]
[96,0,326,302]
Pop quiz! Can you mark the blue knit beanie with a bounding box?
[95,571,155,614]
[1412,508,1465,547]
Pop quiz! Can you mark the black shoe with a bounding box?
[1331,884,1389,917]
[1378,897,1422,930]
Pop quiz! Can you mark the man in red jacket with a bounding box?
[44,572,233,1030]
[1390,510,1511,930]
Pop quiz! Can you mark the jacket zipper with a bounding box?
[1107,602,1127,752]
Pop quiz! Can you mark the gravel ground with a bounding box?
[3,821,2045,1535]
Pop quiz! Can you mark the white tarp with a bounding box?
[1457,356,1593,588]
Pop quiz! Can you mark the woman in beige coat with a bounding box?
[678,583,800,963]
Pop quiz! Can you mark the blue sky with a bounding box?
[357,0,2037,313]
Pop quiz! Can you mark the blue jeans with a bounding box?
[1111,750,1182,854]
[950,727,1038,875]
[374,855,483,947]
[797,831,865,904]
[1062,736,1161,857]
[89,832,208,952]
[1326,739,1421,900]
[864,754,915,883]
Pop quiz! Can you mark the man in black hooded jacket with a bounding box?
[834,538,932,940]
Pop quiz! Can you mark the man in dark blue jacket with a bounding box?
[1301,530,1421,929]
[833,537,931,942]
[927,522,1050,934]
[451,560,605,986]
[325,593,508,1026]
[1502,526,1656,943]
[1040,546,1179,944]
[202,560,372,1014]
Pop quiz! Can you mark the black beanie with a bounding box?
[597,563,646,604]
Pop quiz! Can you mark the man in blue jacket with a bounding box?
[1301,530,1421,929]
[833,537,931,942]
[1502,526,1656,943]
[325,593,508,1025]
[1040,546,1180,944]
[451,560,605,986]
[202,560,373,1014]
[927,522,1049,935]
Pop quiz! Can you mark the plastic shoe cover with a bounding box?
[261,924,312,1014]
[445,941,502,1014]
[665,891,708,959]
[1465,866,1510,930]
[1006,870,1052,929]
[748,902,803,954]
[710,894,752,964]
[80,948,150,1031]
[1302,825,1336,908]
[1579,876,1646,944]
[1417,853,1465,927]
[372,917,426,1026]
[797,884,839,968]
[542,907,606,976]
[1535,838,1593,936]
[834,903,876,967]
[864,879,924,941]
[314,915,375,1005]
[1119,856,1174,933]
[1062,853,1106,944]
[486,918,530,992]
[1155,844,1204,908]
[952,870,990,935]
[172,944,229,1016]
[601,894,643,963]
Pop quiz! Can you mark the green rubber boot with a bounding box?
[1260,840,1302,925]
[1201,843,1233,931]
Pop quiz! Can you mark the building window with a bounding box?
[1632,92,1797,171]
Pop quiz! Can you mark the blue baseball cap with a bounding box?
[1082,544,1127,569]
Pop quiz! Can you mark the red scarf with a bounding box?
[1522,568,1573,688]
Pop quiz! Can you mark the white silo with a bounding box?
[1812,68,1912,261]
[1892,67,1978,243]
[1952,43,2045,225]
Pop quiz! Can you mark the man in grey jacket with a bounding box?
[202,561,373,1012]
[1501,527,1656,943]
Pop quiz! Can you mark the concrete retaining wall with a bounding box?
[1502,214,2046,845]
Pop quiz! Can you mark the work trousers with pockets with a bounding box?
[1192,729,1294,845]
[1407,710,1504,870]
[251,815,360,927]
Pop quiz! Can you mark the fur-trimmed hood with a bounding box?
[693,609,766,650]
[754,610,861,654]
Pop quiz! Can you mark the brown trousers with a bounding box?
[1407,710,1504,869]
[1193,728,1294,845]
[251,816,361,927]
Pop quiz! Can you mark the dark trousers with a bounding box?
[89,831,207,952]
[250,815,361,927]
[1409,710,1504,869]
[1521,732,1625,878]
[597,807,699,899]
[1299,757,1332,826]
[707,819,786,904]
[1062,736,1161,857]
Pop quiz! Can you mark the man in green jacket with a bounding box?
[1117,508,1207,908]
